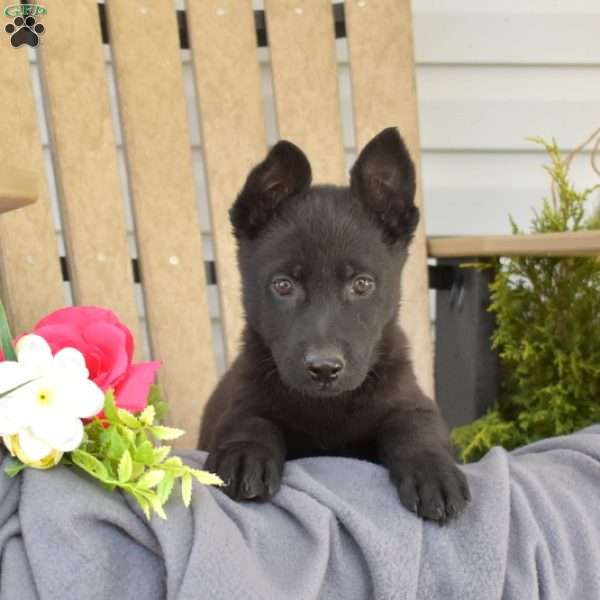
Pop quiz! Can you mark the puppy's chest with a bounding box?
[269,401,380,460]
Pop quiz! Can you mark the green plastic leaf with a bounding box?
[163,456,183,468]
[131,461,145,481]
[152,446,171,464]
[103,459,117,480]
[150,496,167,520]
[103,390,118,422]
[156,472,175,505]
[100,481,116,493]
[181,472,192,507]
[106,429,127,461]
[4,458,26,477]
[137,469,165,490]
[135,440,155,465]
[147,385,169,421]
[118,450,133,483]
[119,427,135,445]
[130,490,151,520]
[151,426,184,441]
[135,430,149,447]
[117,409,140,429]
[71,450,109,480]
[98,427,113,448]
[0,300,16,362]
[190,468,224,486]
[139,405,155,427]
[147,384,160,404]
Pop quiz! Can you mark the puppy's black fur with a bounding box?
[199,128,471,522]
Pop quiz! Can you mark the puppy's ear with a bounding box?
[350,127,419,245]
[230,141,312,239]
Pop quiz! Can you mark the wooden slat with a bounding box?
[187,0,266,364]
[106,1,216,447]
[38,0,141,351]
[0,168,37,214]
[345,0,434,398]
[0,44,64,333]
[428,231,600,258]
[265,0,345,184]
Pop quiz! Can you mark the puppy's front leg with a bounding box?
[205,412,286,501]
[377,406,471,523]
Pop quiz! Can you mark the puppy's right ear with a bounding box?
[230,141,312,239]
[350,127,418,246]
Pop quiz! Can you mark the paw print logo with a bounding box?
[5,15,44,48]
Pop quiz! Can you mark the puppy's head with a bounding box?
[230,128,418,397]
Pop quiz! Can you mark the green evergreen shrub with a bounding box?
[452,136,600,462]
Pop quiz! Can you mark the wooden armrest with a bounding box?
[427,231,600,258]
[0,169,37,214]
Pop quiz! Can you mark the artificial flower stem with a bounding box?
[0,300,16,361]
[0,378,37,399]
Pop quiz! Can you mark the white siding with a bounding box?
[412,0,600,234]
[413,0,600,65]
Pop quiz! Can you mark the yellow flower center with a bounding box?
[37,389,53,407]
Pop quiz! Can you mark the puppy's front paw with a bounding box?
[390,452,471,523]
[204,441,283,501]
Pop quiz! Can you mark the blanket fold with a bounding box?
[1,426,600,600]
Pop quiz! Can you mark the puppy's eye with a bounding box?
[351,276,375,296]
[272,278,294,296]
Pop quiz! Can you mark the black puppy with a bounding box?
[199,128,471,522]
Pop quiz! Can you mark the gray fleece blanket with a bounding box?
[1,427,600,600]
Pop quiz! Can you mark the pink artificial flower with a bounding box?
[26,306,160,413]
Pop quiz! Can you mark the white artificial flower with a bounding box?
[0,334,104,464]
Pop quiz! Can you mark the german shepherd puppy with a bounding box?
[199,128,470,522]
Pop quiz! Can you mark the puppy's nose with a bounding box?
[304,352,345,383]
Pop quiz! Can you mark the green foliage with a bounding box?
[452,137,600,462]
[4,458,27,477]
[0,299,16,361]
[147,384,169,422]
[70,390,223,519]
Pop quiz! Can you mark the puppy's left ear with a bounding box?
[350,127,419,245]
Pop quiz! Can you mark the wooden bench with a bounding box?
[1,1,598,447]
